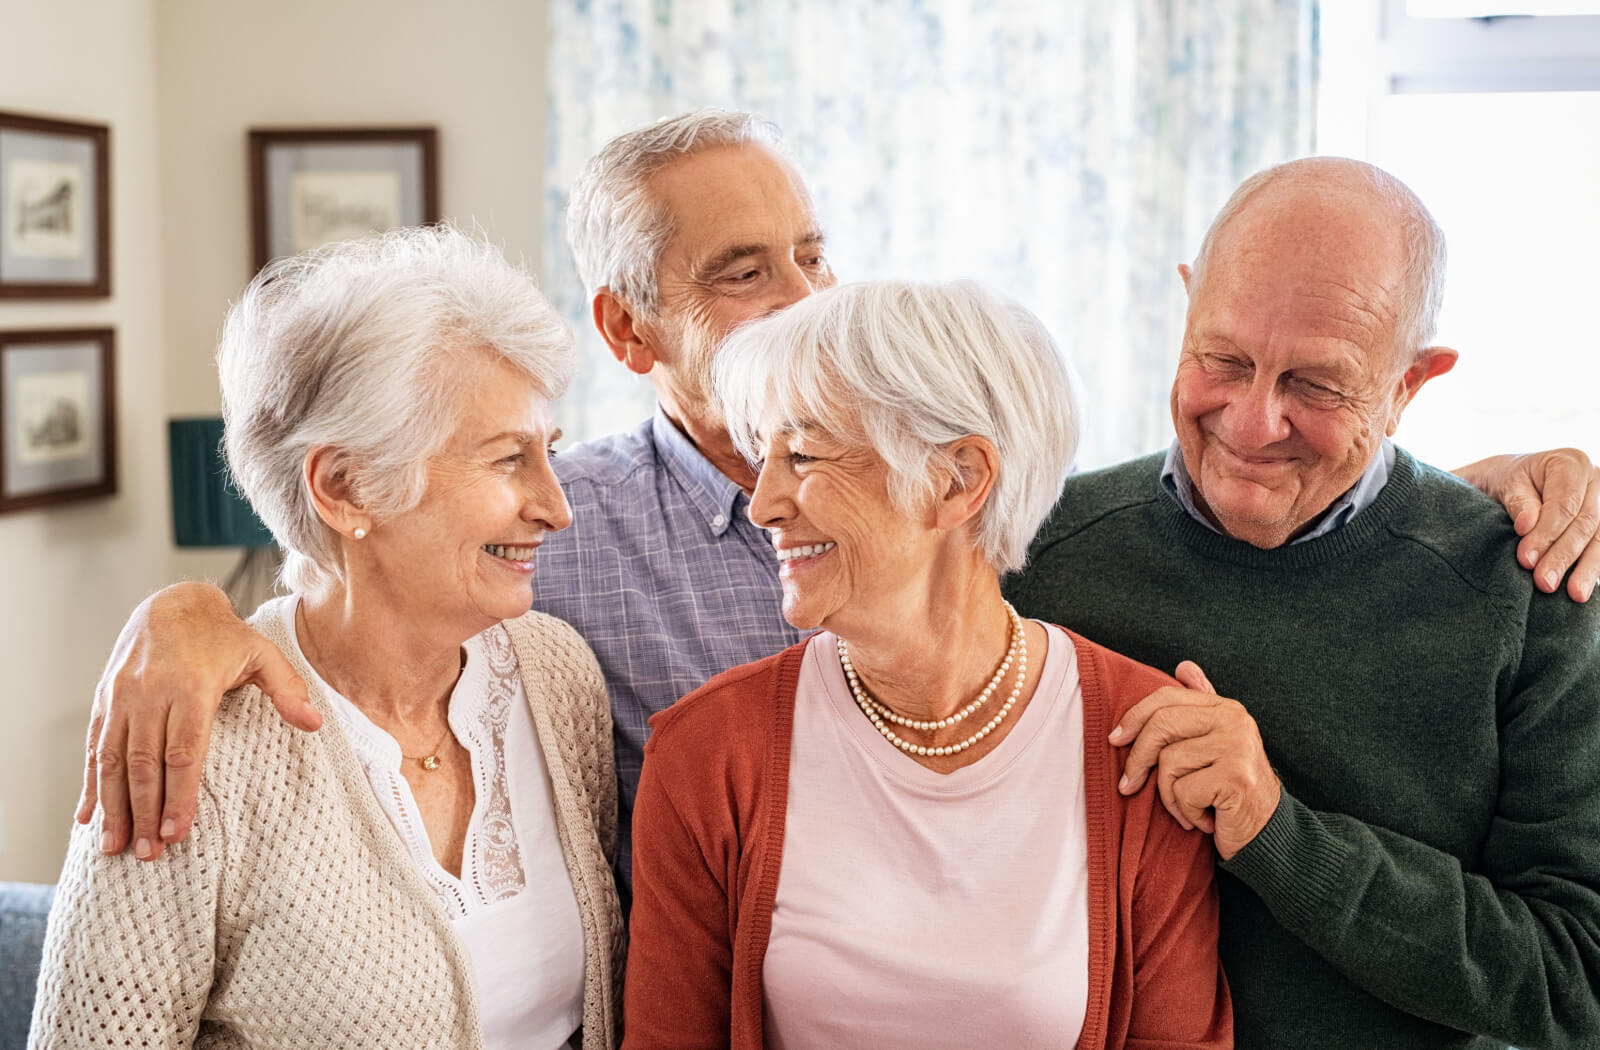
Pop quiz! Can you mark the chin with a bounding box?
[779,593,827,633]
[482,591,535,624]
[781,606,823,632]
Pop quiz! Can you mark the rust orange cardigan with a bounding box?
[624,630,1233,1049]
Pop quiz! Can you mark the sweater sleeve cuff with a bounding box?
[1222,787,1353,934]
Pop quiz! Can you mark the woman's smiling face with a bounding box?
[355,353,571,637]
[747,425,944,636]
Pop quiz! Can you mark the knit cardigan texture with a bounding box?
[30,608,625,1050]
[622,632,1233,1049]
[1004,449,1600,1050]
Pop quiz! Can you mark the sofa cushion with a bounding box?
[0,883,55,1050]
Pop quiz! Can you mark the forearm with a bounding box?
[1224,788,1600,1049]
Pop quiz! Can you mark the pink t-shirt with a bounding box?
[763,623,1090,1050]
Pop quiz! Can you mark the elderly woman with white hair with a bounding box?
[30,226,622,1050]
[622,279,1231,1050]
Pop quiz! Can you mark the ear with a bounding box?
[1177,263,1194,296]
[1386,346,1459,436]
[303,445,370,539]
[593,288,659,377]
[934,436,1000,532]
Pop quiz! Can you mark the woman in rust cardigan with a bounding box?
[622,279,1231,1050]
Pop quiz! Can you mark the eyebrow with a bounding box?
[477,427,562,450]
[696,243,768,279]
[695,230,828,280]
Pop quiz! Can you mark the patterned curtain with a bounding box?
[544,0,1317,468]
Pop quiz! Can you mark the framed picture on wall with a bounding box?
[0,111,112,298]
[249,127,438,271]
[0,328,117,513]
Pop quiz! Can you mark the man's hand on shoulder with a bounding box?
[1453,449,1600,603]
[1110,660,1280,861]
[79,581,317,860]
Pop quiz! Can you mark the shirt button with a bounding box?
[712,514,727,528]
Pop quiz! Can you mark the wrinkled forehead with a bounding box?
[1199,198,1408,361]
[649,145,820,247]
[1214,178,1410,282]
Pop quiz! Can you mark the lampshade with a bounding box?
[168,418,273,548]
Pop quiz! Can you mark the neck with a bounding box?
[295,585,467,727]
[835,564,1015,724]
[659,403,758,492]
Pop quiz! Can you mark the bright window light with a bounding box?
[1370,91,1600,465]
[1408,2,1600,15]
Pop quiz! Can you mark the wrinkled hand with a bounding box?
[77,581,317,860]
[1109,661,1280,861]
[1455,449,1600,602]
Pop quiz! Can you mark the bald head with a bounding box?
[1187,157,1447,366]
[1169,158,1460,549]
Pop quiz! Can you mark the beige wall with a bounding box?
[157,0,552,584]
[0,0,168,882]
[0,0,550,881]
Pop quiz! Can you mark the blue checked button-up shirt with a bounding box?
[531,409,806,901]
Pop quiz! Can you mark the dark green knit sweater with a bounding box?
[1004,449,1600,1050]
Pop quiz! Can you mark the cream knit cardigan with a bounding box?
[30,609,624,1050]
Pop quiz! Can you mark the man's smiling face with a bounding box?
[638,143,835,430]
[1170,181,1418,549]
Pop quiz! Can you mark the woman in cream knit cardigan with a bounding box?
[30,227,623,1050]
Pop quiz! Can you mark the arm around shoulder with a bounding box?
[82,580,315,860]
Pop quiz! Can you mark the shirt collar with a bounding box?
[1159,438,1395,545]
[650,407,746,536]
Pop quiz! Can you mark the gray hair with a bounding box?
[1188,156,1447,365]
[219,223,576,594]
[714,280,1081,575]
[565,108,788,314]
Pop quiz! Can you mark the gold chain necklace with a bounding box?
[838,602,1027,758]
[400,723,453,772]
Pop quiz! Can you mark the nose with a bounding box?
[764,256,823,314]
[1223,377,1292,449]
[747,457,795,530]
[522,455,573,532]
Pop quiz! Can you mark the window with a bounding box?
[1319,2,1600,466]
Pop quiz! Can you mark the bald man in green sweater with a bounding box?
[1007,157,1600,1049]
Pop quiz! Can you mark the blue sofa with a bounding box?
[0,883,54,1050]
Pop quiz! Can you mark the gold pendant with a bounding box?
[421,754,440,771]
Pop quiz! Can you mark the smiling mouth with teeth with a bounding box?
[774,541,836,563]
[482,543,540,561]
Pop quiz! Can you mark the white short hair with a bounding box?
[1189,156,1447,365]
[714,280,1081,575]
[565,108,788,314]
[219,224,576,593]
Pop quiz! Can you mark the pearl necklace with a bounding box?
[838,602,1027,758]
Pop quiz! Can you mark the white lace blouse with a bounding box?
[271,598,587,1050]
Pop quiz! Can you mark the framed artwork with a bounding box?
[0,328,117,513]
[0,111,111,298]
[249,127,438,271]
